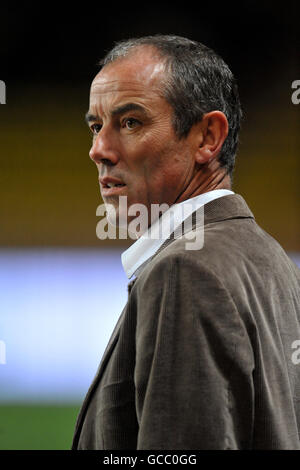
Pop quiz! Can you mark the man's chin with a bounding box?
[104,197,151,238]
[106,209,127,228]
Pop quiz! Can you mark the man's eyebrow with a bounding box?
[85,112,98,125]
[111,102,148,117]
[85,103,149,125]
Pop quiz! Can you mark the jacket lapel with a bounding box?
[72,303,126,448]
[72,277,138,448]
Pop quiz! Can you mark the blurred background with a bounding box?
[0,1,299,449]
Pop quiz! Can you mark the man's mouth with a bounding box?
[99,177,126,196]
[105,182,126,188]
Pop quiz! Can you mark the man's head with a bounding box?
[86,35,242,228]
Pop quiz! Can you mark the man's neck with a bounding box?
[175,161,231,204]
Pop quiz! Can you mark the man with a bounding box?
[72,35,300,449]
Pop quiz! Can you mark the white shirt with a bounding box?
[121,189,234,279]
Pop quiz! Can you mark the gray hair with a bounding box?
[99,35,242,179]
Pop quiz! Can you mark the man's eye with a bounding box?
[122,118,140,130]
[90,124,102,134]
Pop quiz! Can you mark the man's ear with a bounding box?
[195,111,229,164]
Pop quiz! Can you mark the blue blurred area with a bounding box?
[0,249,299,404]
[0,249,129,403]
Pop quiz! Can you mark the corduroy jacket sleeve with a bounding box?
[134,252,255,449]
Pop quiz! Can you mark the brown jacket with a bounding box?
[72,194,300,449]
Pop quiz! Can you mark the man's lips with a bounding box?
[99,177,127,196]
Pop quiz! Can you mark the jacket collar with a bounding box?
[138,193,255,271]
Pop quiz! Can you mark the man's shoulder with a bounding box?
[136,199,300,294]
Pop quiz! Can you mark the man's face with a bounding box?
[87,47,197,228]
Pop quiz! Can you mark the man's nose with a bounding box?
[89,127,120,166]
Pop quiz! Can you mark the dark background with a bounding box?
[0,1,299,248]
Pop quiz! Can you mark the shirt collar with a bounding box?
[121,189,234,279]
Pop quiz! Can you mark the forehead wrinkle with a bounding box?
[89,86,165,121]
[89,57,168,121]
[90,80,163,96]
